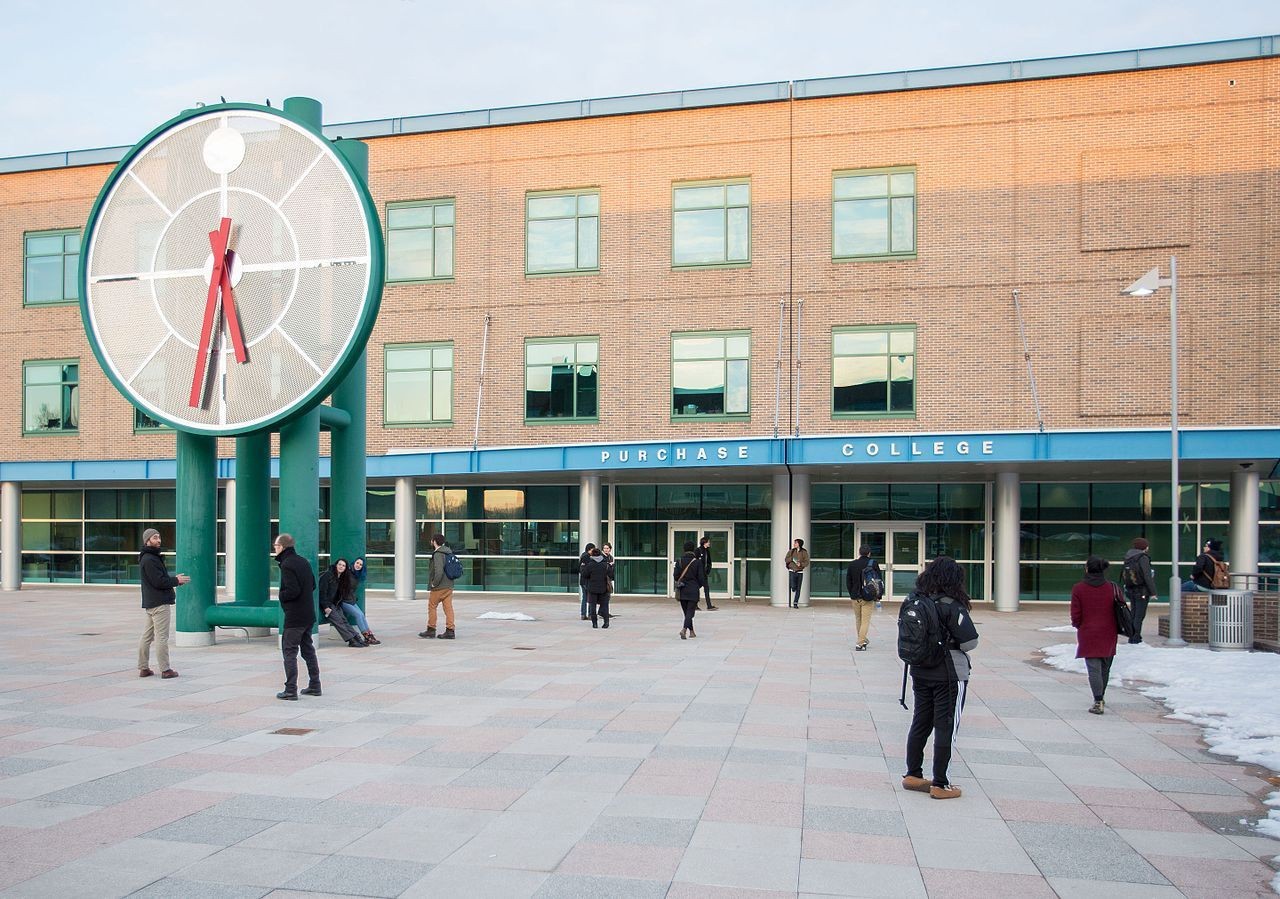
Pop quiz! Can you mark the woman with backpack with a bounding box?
[1071,555,1120,715]
[674,540,706,639]
[900,556,979,800]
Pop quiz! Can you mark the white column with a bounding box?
[394,476,417,601]
[792,472,812,607]
[771,471,791,607]
[1,483,20,592]
[993,472,1020,612]
[579,474,601,551]
[1230,467,1260,582]
[223,478,236,598]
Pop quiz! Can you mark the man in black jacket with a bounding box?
[138,528,189,679]
[697,537,718,611]
[1122,537,1158,644]
[274,533,320,700]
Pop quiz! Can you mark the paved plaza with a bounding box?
[0,588,1276,898]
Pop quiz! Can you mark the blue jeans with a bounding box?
[341,601,370,632]
[789,570,804,606]
[580,587,588,617]
[1181,580,1208,593]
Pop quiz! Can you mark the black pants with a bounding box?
[1126,588,1149,643]
[1086,657,1113,701]
[281,626,320,694]
[679,599,698,630]
[905,678,967,787]
[588,592,610,624]
[702,577,713,608]
[789,570,803,606]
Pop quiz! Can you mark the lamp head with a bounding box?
[1121,267,1171,296]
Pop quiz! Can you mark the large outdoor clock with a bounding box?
[81,103,384,435]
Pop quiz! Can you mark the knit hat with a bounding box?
[1132,537,1149,550]
[142,528,160,544]
[1207,538,1223,552]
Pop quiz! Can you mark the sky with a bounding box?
[1,0,1276,159]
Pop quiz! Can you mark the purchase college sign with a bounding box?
[586,434,1002,470]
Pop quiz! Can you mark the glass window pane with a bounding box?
[674,185,724,210]
[26,234,63,255]
[25,385,62,430]
[890,172,916,195]
[673,209,724,265]
[890,197,915,252]
[387,229,433,280]
[577,193,599,215]
[528,195,577,219]
[577,365,598,418]
[889,330,915,353]
[725,335,749,357]
[577,341,598,364]
[434,203,454,225]
[527,218,577,272]
[388,205,435,228]
[1037,484,1091,521]
[527,342,575,365]
[891,484,937,520]
[386,370,429,423]
[1091,483,1145,521]
[433,346,453,368]
[434,227,453,277]
[834,356,888,413]
[616,486,657,519]
[432,370,451,420]
[63,254,79,300]
[673,360,724,415]
[834,198,889,256]
[484,489,525,519]
[657,485,700,518]
[834,331,888,355]
[25,363,61,385]
[939,484,985,520]
[25,256,62,303]
[1199,483,1231,520]
[725,359,749,413]
[673,336,724,361]
[726,183,749,205]
[386,347,431,371]
[836,174,888,199]
[577,217,598,269]
[889,356,914,411]
[726,207,749,261]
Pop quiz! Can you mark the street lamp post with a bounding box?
[1121,257,1185,646]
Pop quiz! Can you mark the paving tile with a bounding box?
[239,820,371,854]
[1045,877,1195,898]
[0,799,101,827]
[281,854,433,897]
[39,767,195,805]
[144,812,275,846]
[797,858,926,897]
[116,879,270,899]
[173,847,326,888]
[399,864,547,898]
[919,868,1058,898]
[583,815,697,847]
[1008,821,1169,884]
[531,873,669,898]
[803,804,907,837]
[674,847,799,892]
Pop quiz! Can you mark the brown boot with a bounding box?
[418,627,436,638]
[363,631,381,645]
[902,775,931,793]
[930,784,962,800]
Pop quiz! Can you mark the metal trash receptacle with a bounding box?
[1207,589,1254,651]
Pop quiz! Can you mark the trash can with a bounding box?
[1207,589,1254,651]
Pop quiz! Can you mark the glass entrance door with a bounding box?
[853,525,924,602]
[668,522,733,599]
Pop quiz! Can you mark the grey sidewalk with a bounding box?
[0,587,1275,897]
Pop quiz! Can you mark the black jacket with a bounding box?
[674,552,706,601]
[907,593,980,683]
[318,566,343,614]
[1123,549,1158,598]
[139,545,180,609]
[581,554,611,594]
[846,555,880,601]
[277,546,316,628]
[1191,551,1223,589]
[696,543,712,569]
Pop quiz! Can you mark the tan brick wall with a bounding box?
[1,57,1276,463]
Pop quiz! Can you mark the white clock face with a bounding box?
[83,107,379,434]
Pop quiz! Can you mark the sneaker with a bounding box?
[160,669,179,679]
[437,629,455,640]
[301,686,322,696]
[930,784,962,800]
[902,775,932,793]
[347,639,366,647]
[855,642,868,651]
[418,628,436,639]
[139,668,154,678]
[276,691,298,701]
[1089,701,1105,715]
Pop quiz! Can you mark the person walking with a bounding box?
[274,533,320,700]
[674,540,706,639]
[137,528,189,679]
[318,559,366,647]
[602,542,617,613]
[1121,537,1157,644]
[1185,538,1225,593]
[582,545,612,628]
[785,538,809,608]
[845,544,882,651]
[420,533,457,640]
[697,536,718,610]
[578,543,596,621]
[901,556,980,800]
[1071,555,1120,715]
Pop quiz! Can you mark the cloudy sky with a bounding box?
[2,0,1275,158]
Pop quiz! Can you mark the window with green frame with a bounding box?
[386,200,454,281]
[526,338,598,421]
[833,167,916,259]
[672,180,749,267]
[833,326,915,416]
[672,332,749,418]
[134,408,169,431]
[385,343,453,425]
[24,360,79,434]
[25,229,81,304]
[526,190,599,274]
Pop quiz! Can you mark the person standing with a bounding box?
[696,536,718,610]
[420,533,457,640]
[845,544,882,651]
[578,543,596,621]
[1121,538,1157,644]
[1071,556,1120,715]
[901,557,979,800]
[137,528,189,679]
[275,533,320,700]
[785,538,809,608]
[674,540,706,639]
[582,545,612,628]
[1185,539,1225,592]
[602,542,617,610]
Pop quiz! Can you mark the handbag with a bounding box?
[674,558,697,590]
[1112,582,1136,639]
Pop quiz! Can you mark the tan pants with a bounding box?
[139,605,171,671]
[852,599,874,645]
[428,586,455,630]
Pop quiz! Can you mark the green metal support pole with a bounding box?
[175,431,217,646]
[280,408,322,629]
[234,431,271,605]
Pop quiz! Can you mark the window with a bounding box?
[526,190,599,274]
[384,343,453,426]
[134,408,168,431]
[832,326,915,416]
[672,332,749,418]
[673,180,749,267]
[525,338,598,422]
[833,167,916,259]
[24,360,79,434]
[25,229,81,305]
[386,200,454,281]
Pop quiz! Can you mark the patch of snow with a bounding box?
[476,611,537,621]
[1037,624,1076,632]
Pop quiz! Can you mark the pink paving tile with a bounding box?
[990,799,1105,828]
[558,842,684,879]
[803,831,916,865]
[666,884,793,899]
[1069,786,1179,810]
[152,752,235,771]
[1122,758,1208,777]
[809,698,863,711]
[1170,793,1260,813]
[736,723,808,739]
[334,782,451,807]
[0,740,54,754]
[805,769,889,790]
[1088,804,1206,832]
[636,759,721,779]
[0,824,29,843]
[433,733,521,752]
[621,774,715,798]
[530,684,594,700]
[332,747,420,765]
[701,797,803,827]
[420,786,526,811]
[712,778,804,804]
[0,860,50,890]
[0,725,34,738]
[69,732,155,748]
[807,725,871,741]
[920,869,1058,898]
[0,833,109,866]
[224,745,346,775]
[1144,855,1277,894]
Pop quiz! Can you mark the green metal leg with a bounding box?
[280,407,321,630]
[175,431,216,646]
[234,431,271,605]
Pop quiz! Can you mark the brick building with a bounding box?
[0,35,1277,607]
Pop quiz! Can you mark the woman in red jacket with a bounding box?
[1071,555,1120,715]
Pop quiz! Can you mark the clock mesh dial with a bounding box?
[84,109,375,433]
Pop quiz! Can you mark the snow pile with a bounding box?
[475,611,537,621]
[1038,624,1077,632]
[1041,641,1280,853]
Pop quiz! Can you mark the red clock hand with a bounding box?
[220,252,249,364]
[188,217,232,407]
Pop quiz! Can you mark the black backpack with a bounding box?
[861,562,885,601]
[1121,553,1146,589]
[896,592,948,708]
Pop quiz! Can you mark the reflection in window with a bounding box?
[525,338,598,421]
[385,343,453,425]
[833,168,916,259]
[832,326,915,415]
[526,191,599,274]
[23,360,79,433]
[672,332,749,417]
[387,200,454,281]
[673,181,749,266]
[25,230,81,304]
